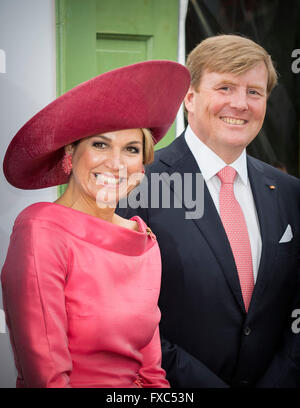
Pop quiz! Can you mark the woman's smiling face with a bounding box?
[67,128,144,208]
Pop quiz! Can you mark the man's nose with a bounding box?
[230,89,248,110]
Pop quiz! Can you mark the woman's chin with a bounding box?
[95,188,127,209]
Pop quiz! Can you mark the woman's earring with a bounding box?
[62,151,73,175]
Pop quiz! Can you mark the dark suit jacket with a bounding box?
[117,132,300,387]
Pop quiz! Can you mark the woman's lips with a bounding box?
[94,173,124,186]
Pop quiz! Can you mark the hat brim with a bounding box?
[3,60,190,189]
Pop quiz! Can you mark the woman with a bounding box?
[1,60,190,388]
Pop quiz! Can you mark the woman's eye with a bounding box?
[126,146,140,154]
[93,142,107,149]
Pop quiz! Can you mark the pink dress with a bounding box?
[1,202,169,388]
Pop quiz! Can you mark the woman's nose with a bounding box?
[105,150,125,170]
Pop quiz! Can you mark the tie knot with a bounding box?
[217,166,237,184]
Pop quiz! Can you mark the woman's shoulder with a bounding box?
[13,203,74,240]
[15,202,63,226]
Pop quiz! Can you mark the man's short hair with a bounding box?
[186,34,278,96]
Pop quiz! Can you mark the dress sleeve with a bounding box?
[1,219,72,388]
[137,325,170,388]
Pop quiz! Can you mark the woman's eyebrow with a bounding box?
[93,134,112,141]
[92,135,143,145]
[126,140,143,145]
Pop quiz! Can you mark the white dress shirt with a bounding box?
[185,125,262,283]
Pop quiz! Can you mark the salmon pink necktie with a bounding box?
[217,166,254,312]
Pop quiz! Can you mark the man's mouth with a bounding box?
[220,116,248,125]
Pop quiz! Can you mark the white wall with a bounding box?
[0,0,56,388]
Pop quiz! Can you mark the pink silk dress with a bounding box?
[1,202,169,388]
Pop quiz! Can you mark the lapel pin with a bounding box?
[268,185,276,190]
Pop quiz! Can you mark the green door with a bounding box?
[56,0,180,152]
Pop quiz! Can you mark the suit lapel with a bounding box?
[246,156,280,313]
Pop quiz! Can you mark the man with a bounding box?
[118,35,300,387]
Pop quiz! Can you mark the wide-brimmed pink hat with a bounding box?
[3,60,190,189]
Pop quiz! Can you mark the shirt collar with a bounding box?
[185,125,248,186]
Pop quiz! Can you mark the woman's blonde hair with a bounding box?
[142,128,155,165]
[186,34,278,97]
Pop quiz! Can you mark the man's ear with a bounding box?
[184,87,196,114]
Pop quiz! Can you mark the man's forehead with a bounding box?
[199,64,268,88]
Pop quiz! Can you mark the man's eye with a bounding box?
[249,89,260,95]
[219,86,230,91]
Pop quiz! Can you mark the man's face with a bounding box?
[184,62,268,162]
